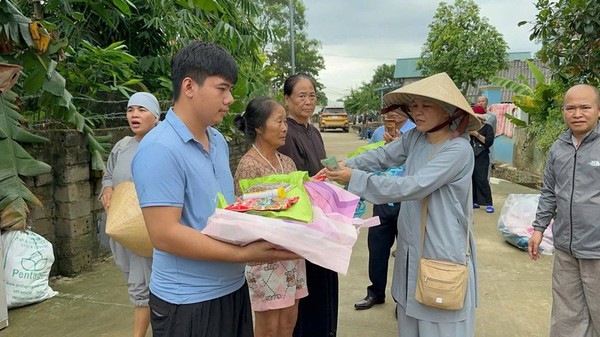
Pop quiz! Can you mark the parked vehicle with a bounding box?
[319,106,349,132]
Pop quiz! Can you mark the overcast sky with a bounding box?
[301,0,541,102]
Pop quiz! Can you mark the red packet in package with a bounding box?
[225,196,299,212]
[311,173,327,181]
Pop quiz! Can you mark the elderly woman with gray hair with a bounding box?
[323,73,480,337]
[99,92,161,337]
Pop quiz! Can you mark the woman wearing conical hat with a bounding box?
[323,73,480,337]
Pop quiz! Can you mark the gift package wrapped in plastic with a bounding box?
[203,179,380,275]
[235,171,313,223]
[497,194,554,255]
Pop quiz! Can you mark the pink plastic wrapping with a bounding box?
[203,181,380,274]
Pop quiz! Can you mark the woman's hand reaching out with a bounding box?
[319,161,353,186]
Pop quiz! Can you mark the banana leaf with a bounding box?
[503,114,528,128]
[0,91,50,230]
[490,75,533,96]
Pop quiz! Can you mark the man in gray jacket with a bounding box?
[529,84,600,337]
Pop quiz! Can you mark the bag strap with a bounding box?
[418,139,472,263]
[419,192,472,263]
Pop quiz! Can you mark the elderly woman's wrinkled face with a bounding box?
[409,97,449,132]
[256,104,288,148]
[284,78,317,122]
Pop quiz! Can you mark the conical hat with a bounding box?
[105,181,153,257]
[383,72,481,132]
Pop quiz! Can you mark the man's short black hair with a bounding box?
[171,41,238,101]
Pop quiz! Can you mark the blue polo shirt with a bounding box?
[132,109,244,304]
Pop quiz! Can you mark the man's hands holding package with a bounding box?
[241,241,301,262]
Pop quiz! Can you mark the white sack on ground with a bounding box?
[2,230,58,308]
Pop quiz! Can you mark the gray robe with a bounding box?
[345,129,478,325]
[100,136,152,305]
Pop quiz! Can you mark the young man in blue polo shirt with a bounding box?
[132,41,299,337]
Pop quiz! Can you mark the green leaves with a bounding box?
[3,0,327,163]
[0,0,34,48]
[1,0,330,226]
[344,82,382,115]
[503,114,527,128]
[490,76,533,97]
[529,0,600,87]
[491,60,564,127]
[0,91,51,230]
[60,40,143,106]
[417,0,508,92]
[112,0,135,15]
[344,64,400,115]
[265,31,325,94]
[257,0,324,96]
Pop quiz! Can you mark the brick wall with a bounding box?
[22,128,246,276]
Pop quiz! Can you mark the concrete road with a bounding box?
[3,129,553,337]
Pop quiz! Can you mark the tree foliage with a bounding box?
[35,0,271,102]
[492,60,567,154]
[266,32,325,94]
[0,69,51,230]
[371,64,397,88]
[344,82,378,115]
[0,0,293,226]
[491,60,564,125]
[525,0,600,87]
[1,0,112,172]
[344,64,397,115]
[256,0,307,40]
[4,0,287,143]
[258,0,325,101]
[417,0,508,92]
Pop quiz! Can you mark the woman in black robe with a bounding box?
[470,105,495,213]
[278,73,338,337]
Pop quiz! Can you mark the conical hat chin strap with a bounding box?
[380,106,469,139]
[425,109,469,139]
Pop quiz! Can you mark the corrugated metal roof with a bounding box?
[392,52,549,103]
[394,52,533,79]
[394,57,423,78]
[465,59,551,103]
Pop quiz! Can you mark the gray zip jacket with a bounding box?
[533,123,600,258]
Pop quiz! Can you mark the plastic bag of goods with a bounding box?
[497,194,554,255]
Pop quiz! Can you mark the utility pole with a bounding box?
[289,0,295,75]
